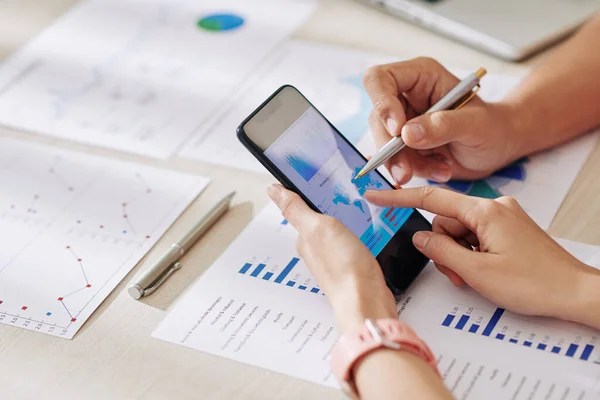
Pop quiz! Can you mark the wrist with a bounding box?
[568,264,600,330]
[328,273,397,335]
[494,100,536,162]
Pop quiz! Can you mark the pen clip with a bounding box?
[453,84,480,110]
[142,262,182,297]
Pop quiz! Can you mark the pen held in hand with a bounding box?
[356,67,487,179]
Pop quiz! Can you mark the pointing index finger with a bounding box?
[364,187,481,230]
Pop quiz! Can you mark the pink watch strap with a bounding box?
[331,319,440,398]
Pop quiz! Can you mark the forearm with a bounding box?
[503,14,600,156]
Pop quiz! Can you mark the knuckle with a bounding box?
[427,236,448,257]
[418,185,437,208]
[309,215,337,237]
[496,195,519,209]
[462,207,480,229]
[414,56,440,68]
[476,199,501,218]
[430,111,455,133]
[280,193,299,220]
[371,95,391,117]
[320,215,340,231]
[363,65,384,86]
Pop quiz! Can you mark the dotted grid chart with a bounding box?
[0,138,208,338]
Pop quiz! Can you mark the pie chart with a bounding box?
[197,13,245,32]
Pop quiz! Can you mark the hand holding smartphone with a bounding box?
[237,85,431,294]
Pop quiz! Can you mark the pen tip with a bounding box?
[475,67,487,79]
[225,191,236,202]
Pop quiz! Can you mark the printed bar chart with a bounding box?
[581,344,594,361]
[275,258,299,284]
[442,314,455,327]
[250,264,265,277]
[440,305,598,363]
[237,258,323,295]
[482,308,505,336]
[239,263,252,274]
[455,315,469,330]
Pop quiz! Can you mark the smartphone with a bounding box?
[237,85,431,294]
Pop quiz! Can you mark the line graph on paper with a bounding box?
[0,138,208,338]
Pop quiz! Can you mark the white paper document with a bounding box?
[178,40,394,170]
[154,203,600,398]
[0,0,316,158]
[0,138,209,338]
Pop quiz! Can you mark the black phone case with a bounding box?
[236,85,431,294]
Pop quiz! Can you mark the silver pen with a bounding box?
[128,191,236,300]
[356,67,487,179]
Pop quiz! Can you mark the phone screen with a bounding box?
[240,86,430,293]
[263,103,413,257]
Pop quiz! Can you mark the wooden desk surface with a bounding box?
[1,1,599,399]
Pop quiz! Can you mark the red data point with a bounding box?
[123,215,128,218]
[66,246,71,249]
[78,258,82,262]
[21,306,27,310]
[71,318,77,322]
[146,235,150,239]
[58,297,64,301]
[100,225,104,229]
[86,284,91,288]
[0,300,3,304]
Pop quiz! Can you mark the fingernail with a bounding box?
[413,231,431,249]
[402,123,425,142]
[386,118,398,136]
[430,166,452,182]
[267,184,282,203]
[391,165,404,183]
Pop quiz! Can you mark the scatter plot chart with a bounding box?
[0,138,209,338]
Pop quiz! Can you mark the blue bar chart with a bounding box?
[440,305,599,364]
[238,257,322,295]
